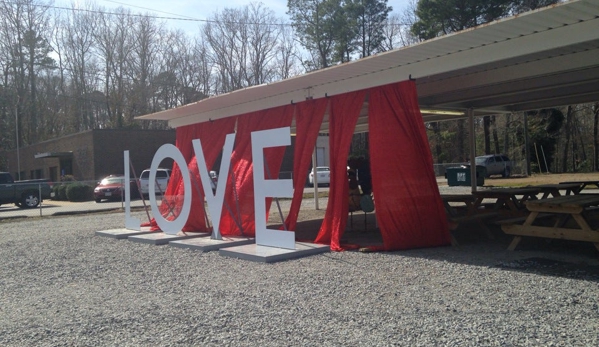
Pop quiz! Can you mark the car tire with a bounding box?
[21,193,40,208]
[502,167,511,178]
[95,198,102,203]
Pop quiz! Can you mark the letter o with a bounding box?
[149,144,191,235]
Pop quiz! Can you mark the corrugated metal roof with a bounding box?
[137,0,599,128]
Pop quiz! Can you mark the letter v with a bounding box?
[192,133,235,240]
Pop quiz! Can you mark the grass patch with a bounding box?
[302,191,329,199]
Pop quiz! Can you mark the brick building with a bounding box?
[0,129,175,183]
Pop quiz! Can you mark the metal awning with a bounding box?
[136,0,599,130]
[34,152,73,159]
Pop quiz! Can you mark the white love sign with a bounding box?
[124,127,295,249]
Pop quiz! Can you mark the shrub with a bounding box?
[54,184,69,201]
[66,183,92,202]
[51,184,61,200]
[61,175,76,182]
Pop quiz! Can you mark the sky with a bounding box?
[55,0,413,36]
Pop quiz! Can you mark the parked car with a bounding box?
[93,175,139,203]
[0,172,52,208]
[309,167,330,186]
[139,168,172,196]
[475,154,513,177]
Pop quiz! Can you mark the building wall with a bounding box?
[315,135,330,167]
[0,129,331,183]
[0,129,175,182]
[92,129,176,180]
[1,131,94,181]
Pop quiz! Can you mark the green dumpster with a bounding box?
[445,165,485,186]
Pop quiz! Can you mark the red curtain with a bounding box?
[143,117,237,232]
[368,81,451,250]
[218,105,294,237]
[284,99,328,232]
[153,124,198,209]
[180,117,237,231]
[314,91,367,251]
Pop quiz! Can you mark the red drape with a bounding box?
[314,91,367,251]
[143,117,237,232]
[142,125,196,230]
[367,81,451,250]
[284,99,328,232]
[218,105,294,237]
[157,124,197,207]
[180,117,237,231]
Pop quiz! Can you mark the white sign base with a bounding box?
[169,235,253,252]
[219,242,330,263]
[128,232,202,245]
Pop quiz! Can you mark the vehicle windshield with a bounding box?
[101,177,124,185]
[316,167,330,172]
[475,157,486,165]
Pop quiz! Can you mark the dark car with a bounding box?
[93,175,139,203]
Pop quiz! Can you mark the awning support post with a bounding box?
[312,148,320,210]
[468,108,477,193]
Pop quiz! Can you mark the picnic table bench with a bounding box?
[530,182,582,199]
[471,187,542,216]
[559,180,599,193]
[441,194,499,245]
[501,194,599,251]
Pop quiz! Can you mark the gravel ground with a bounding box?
[1,209,598,347]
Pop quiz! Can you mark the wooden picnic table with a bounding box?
[501,194,599,251]
[530,182,582,199]
[559,180,599,193]
[441,194,476,218]
[441,194,498,244]
[471,187,542,216]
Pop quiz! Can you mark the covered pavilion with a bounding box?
[137,0,599,252]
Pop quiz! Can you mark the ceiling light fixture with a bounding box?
[419,109,466,116]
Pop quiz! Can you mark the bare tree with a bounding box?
[172,32,208,105]
[0,0,54,147]
[203,3,283,93]
[151,30,208,116]
[561,106,573,172]
[203,8,248,93]
[94,7,135,128]
[380,13,403,51]
[128,14,164,124]
[594,103,599,171]
[274,24,302,80]
[59,4,102,131]
[492,115,500,154]
[190,36,214,100]
[245,3,279,85]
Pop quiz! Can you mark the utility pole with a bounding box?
[15,96,21,180]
